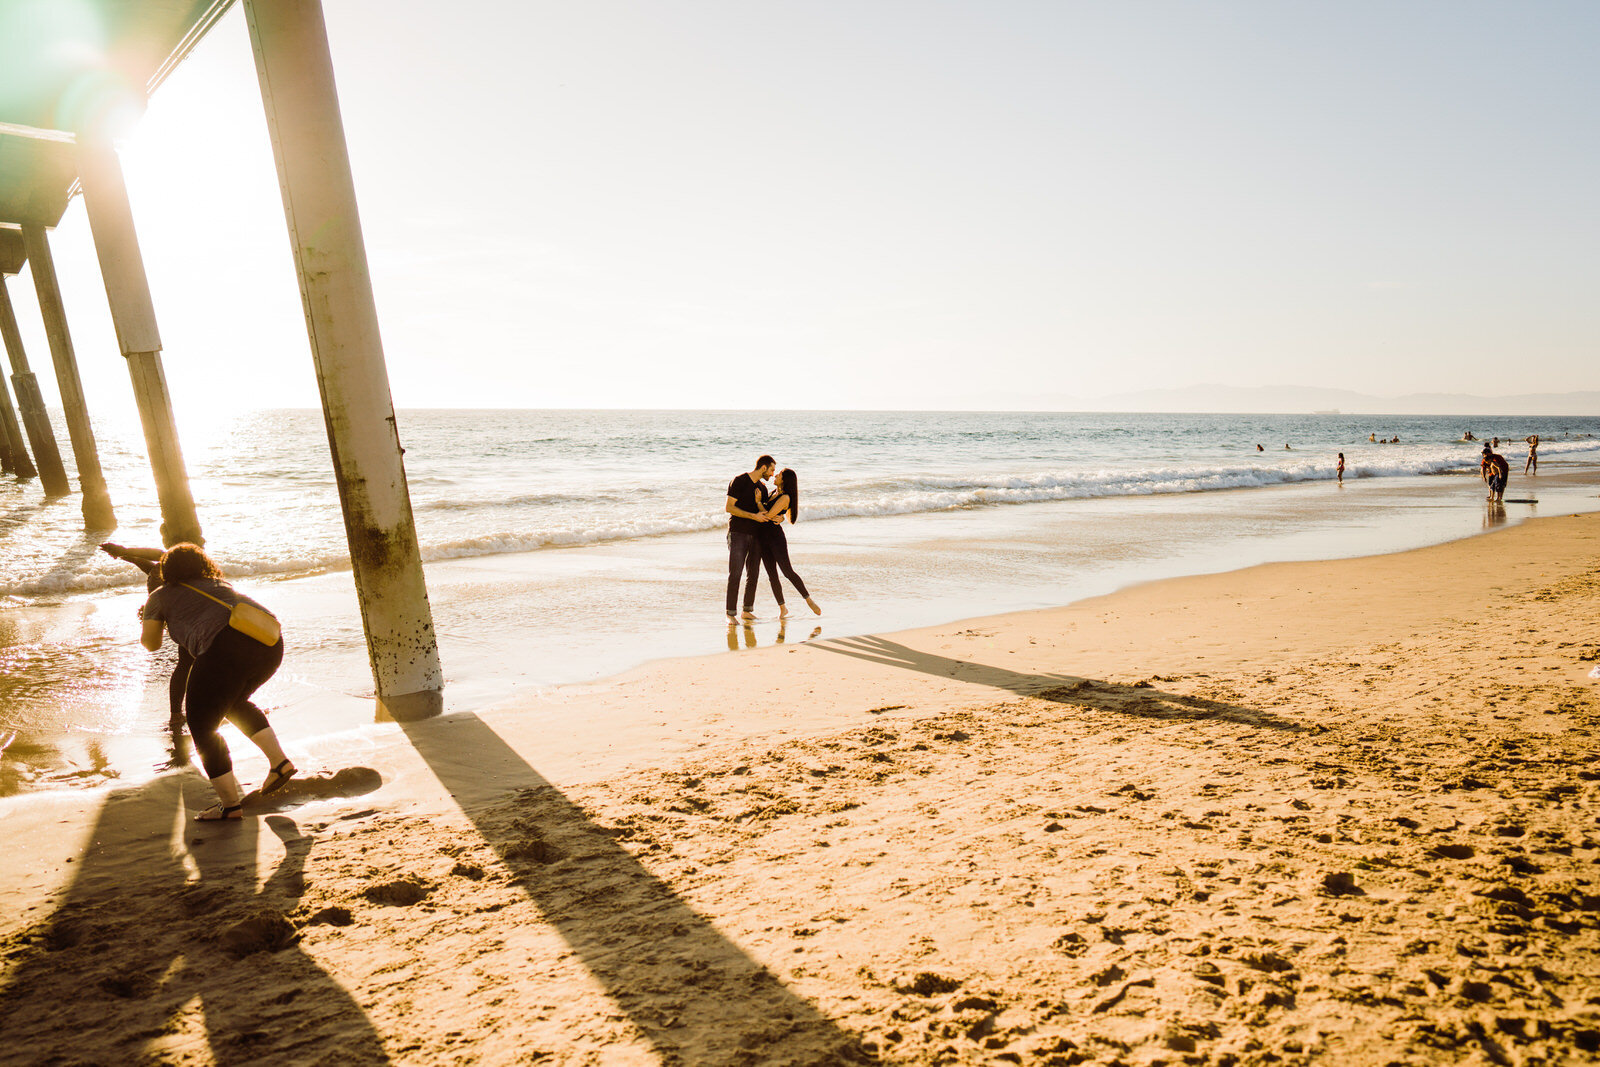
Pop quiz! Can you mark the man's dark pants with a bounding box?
[726,530,762,615]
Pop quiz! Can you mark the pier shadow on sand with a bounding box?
[0,772,391,1065]
[814,634,1302,732]
[400,712,868,1065]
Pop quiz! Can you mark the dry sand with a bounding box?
[2,512,1598,1066]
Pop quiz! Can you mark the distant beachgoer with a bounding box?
[1284,443,1292,450]
[1481,444,1509,504]
[140,543,293,821]
[1462,431,1477,442]
[1491,437,1499,449]
[1368,433,1376,443]
[725,454,776,621]
[1256,444,1263,452]
[1525,435,1539,474]
[102,542,192,763]
[756,467,821,618]
[1336,453,1345,485]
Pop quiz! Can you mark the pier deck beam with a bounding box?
[20,225,114,528]
[0,278,67,495]
[245,0,444,720]
[77,139,203,546]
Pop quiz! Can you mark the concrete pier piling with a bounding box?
[77,139,203,545]
[0,373,31,479]
[246,0,444,719]
[0,233,41,481]
[0,276,68,496]
[20,224,114,528]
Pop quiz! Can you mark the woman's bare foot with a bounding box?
[779,604,790,618]
[806,597,821,615]
[740,609,757,621]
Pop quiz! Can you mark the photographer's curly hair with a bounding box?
[160,542,222,583]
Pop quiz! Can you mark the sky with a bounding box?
[5,0,1597,416]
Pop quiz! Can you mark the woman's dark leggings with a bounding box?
[759,526,809,605]
[185,627,284,780]
[168,647,194,720]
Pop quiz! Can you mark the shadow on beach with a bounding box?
[1,715,865,1064]
[0,773,391,1065]
[814,634,1302,732]
[399,712,868,1064]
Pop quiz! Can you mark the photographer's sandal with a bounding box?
[196,802,243,822]
[260,760,297,797]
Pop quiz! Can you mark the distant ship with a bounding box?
[1311,408,1340,415]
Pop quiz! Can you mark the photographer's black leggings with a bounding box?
[185,628,284,779]
[759,525,809,605]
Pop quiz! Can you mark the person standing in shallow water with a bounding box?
[756,467,821,617]
[1480,444,1510,504]
[140,543,296,820]
[725,454,775,621]
[1336,453,1345,485]
[1525,434,1539,474]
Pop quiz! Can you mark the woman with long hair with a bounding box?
[756,468,820,617]
[140,543,296,820]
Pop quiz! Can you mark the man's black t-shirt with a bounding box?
[727,473,764,535]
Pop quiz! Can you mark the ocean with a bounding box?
[3,408,1599,795]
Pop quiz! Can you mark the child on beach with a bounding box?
[140,543,295,820]
[1481,445,1510,504]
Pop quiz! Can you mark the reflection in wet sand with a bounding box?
[726,618,822,651]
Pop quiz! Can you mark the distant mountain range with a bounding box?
[1047,385,1600,416]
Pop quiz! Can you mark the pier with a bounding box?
[0,0,442,718]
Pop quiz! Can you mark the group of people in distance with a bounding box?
[724,454,821,623]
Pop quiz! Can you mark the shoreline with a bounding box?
[3,460,1599,802]
[2,512,1598,1062]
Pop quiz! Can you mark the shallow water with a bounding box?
[2,409,1597,797]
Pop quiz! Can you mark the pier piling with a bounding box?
[0,372,31,479]
[245,0,444,719]
[20,225,114,528]
[0,277,68,496]
[78,139,203,545]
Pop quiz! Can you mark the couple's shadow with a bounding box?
[814,634,1300,731]
[0,773,390,1065]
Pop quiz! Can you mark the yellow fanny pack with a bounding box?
[182,582,282,646]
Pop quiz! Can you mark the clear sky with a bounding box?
[6,0,1597,416]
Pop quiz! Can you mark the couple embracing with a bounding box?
[725,454,820,622]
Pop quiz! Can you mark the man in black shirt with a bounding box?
[726,454,776,620]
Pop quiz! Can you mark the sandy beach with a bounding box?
[3,510,1598,1065]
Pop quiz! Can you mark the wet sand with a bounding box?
[2,512,1599,1065]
